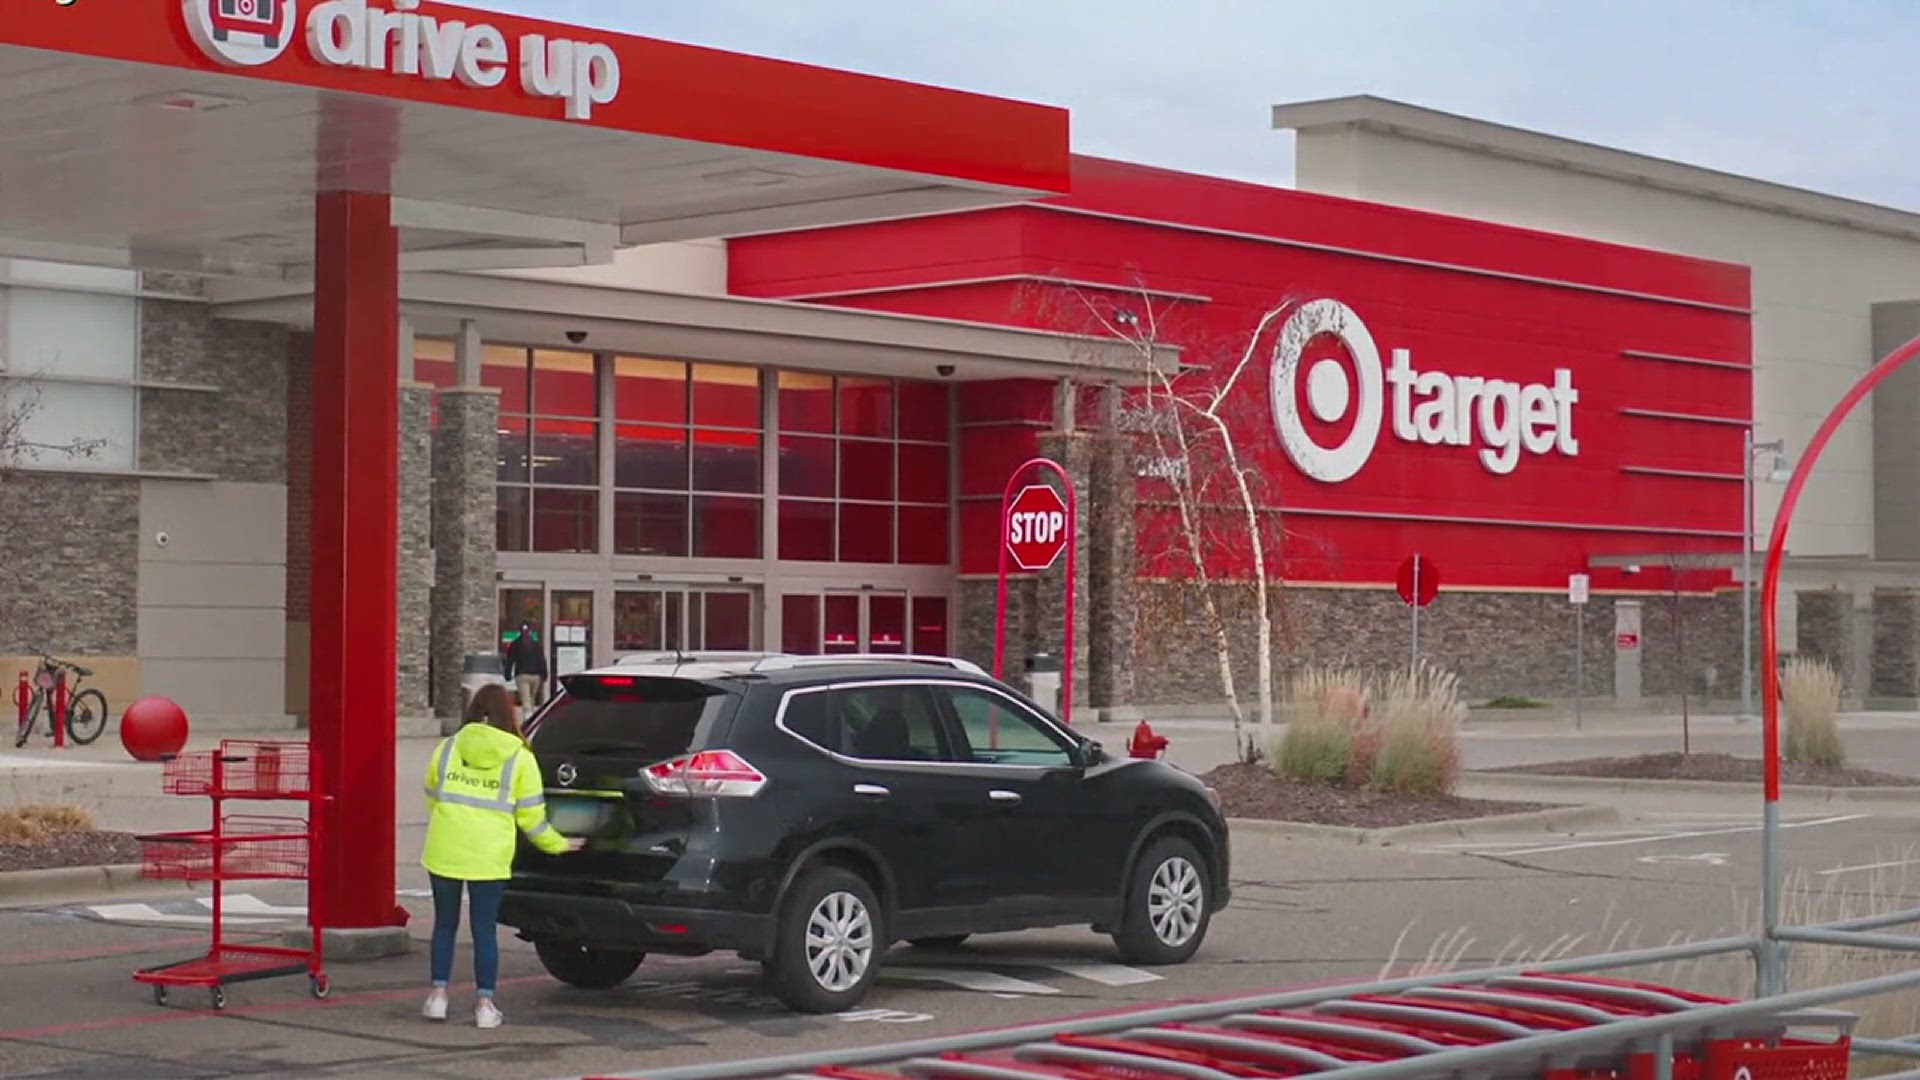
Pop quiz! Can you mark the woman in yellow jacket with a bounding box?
[421,683,578,1028]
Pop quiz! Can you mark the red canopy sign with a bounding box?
[1005,484,1070,571]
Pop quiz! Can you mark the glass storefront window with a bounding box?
[778,436,835,498]
[497,487,530,552]
[532,488,597,553]
[898,505,949,565]
[911,595,948,655]
[838,440,893,502]
[532,419,599,486]
[692,496,761,559]
[614,492,690,557]
[897,381,950,442]
[615,424,689,491]
[615,357,689,425]
[497,416,530,484]
[692,430,762,493]
[782,594,820,654]
[532,349,597,418]
[778,371,834,433]
[898,442,949,503]
[692,363,761,429]
[838,376,893,438]
[483,344,530,413]
[838,503,893,564]
[777,499,834,562]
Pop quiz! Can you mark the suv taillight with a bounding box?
[642,750,766,798]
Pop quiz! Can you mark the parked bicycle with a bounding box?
[13,654,110,747]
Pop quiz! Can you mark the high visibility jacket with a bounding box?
[422,722,568,881]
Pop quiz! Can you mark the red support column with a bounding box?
[308,189,402,932]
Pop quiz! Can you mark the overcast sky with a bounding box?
[463,1,1919,209]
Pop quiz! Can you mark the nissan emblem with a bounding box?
[556,763,577,787]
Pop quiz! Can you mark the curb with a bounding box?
[1459,770,1920,805]
[1228,803,1619,847]
[0,864,187,906]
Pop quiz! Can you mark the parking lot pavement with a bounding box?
[9,800,1918,1080]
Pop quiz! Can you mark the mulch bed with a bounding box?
[0,831,142,873]
[1199,763,1553,829]
[1490,752,1920,788]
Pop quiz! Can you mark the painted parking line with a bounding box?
[87,902,282,927]
[1044,961,1164,987]
[1490,814,1867,857]
[886,965,1061,997]
[1817,857,1920,877]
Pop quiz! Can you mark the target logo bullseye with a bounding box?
[1271,299,1582,482]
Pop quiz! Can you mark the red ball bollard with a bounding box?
[120,696,189,762]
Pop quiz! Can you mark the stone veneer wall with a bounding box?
[0,476,139,655]
[429,388,500,718]
[397,384,434,717]
[960,576,1746,709]
[140,289,287,483]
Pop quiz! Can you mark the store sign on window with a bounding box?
[1270,298,1581,482]
[183,0,623,120]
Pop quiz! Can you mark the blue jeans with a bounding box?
[429,874,506,995]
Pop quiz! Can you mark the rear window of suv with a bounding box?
[528,675,733,761]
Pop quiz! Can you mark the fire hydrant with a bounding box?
[1127,720,1169,760]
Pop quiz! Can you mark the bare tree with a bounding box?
[1026,279,1297,760]
[0,375,105,476]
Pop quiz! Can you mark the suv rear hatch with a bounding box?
[517,672,741,886]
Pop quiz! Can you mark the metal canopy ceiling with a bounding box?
[0,6,1067,280]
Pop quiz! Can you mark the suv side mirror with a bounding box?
[1077,741,1108,768]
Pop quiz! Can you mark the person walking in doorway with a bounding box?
[421,683,580,1028]
[502,620,548,712]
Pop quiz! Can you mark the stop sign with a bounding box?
[1005,484,1071,571]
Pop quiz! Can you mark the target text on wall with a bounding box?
[1272,298,1580,482]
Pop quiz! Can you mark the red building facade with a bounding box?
[732,157,1753,708]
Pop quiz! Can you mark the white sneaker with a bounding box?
[475,998,503,1029]
[422,988,448,1022]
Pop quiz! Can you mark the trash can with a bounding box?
[1024,653,1062,719]
[451,653,511,735]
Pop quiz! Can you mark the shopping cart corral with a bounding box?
[583,935,1920,1080]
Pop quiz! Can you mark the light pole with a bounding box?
[1742,433,1789,721]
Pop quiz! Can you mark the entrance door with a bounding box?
[781,590,932,655]
[498,586,545,653]
[614,587,760,656]
[550,590,594,677]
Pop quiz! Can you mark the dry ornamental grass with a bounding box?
[1782,657,1846,767]
[0,803,93,844]
[1274,662,1464,796]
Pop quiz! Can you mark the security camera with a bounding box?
[936,364,955,377]
[1624,564,1640,574]
[154,531,170,549]
[565,330,588,345]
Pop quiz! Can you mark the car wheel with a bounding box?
[909,935,970,950]
[767,865,881,1013]
[534,941,644,989]
[1112,836,1210,965]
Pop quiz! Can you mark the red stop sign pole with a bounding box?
[1396,554,1438,671]
[993,458,1077,724]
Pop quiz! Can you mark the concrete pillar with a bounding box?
[397,378,433,721]
[308,186,401,935]
[431,387,500,719]
[1870,587,1920,708]
[1796,589,1860,706]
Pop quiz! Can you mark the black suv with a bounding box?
[500,654,1231,1013]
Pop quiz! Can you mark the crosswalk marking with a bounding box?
[88,902,280,927]
[887,965,1061,997]
[1043,961,1163,986]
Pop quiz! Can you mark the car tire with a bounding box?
[1111,836,1211,966]
[909,935,970,950]
[534,941,645,990]
[766,865,882,1013]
